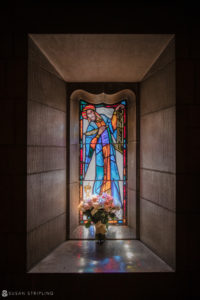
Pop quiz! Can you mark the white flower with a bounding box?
[93,203,101,209]
[78,201,85,211]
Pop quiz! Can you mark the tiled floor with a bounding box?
[70,225,136,239]
[29,240,173,273]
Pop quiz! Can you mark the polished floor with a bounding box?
[29,240,173,273]
[70,225,136,239]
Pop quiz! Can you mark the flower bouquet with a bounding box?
[78,193,120,244]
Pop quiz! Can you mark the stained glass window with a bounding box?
[79,100,127,225]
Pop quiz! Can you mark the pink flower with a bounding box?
[91,195,98,202]
[104,199,112,206]
[104,204,111,212]
[86,200,93,208]
[102,192,110,199]
[83,202,92,211]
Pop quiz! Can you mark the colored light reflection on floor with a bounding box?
[29,240,173,273]
[77,241,134,272]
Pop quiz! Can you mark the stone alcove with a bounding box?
[27,34,175,272]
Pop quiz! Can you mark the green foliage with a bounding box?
[109,212,116,219]
[84,218,91,228]
[83,207,118,228]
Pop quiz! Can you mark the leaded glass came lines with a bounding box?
[79,100,127,224]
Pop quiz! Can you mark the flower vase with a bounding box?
[95,221,107,244]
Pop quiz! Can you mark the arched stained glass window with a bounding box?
[79,100,127,225]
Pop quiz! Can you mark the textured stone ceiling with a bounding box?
[30,34,173,82]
